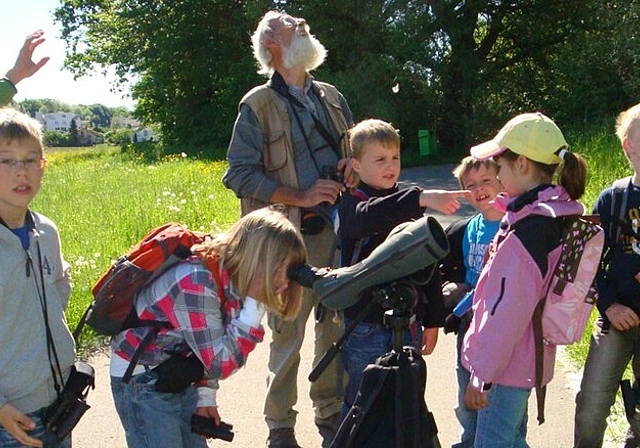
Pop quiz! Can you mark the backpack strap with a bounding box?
[122,323,167,383]
[203,255,227,305]
[532,298,547,425]
[531,215,573,425]
[605,176,632,265]
[123,257,226,383]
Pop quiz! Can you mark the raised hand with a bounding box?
[5,30,50,86]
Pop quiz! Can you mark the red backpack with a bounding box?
[74,223,225,381]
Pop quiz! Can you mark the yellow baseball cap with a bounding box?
[470,112,567,164]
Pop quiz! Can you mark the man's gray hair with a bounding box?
[251,11,281,76]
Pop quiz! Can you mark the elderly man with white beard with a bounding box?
[223,10,355,448]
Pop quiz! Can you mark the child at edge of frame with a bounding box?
[0,106,76,448]
[574,102,640,447]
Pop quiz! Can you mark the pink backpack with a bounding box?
[536,215,604,345]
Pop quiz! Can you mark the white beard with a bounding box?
[282,32,327,72]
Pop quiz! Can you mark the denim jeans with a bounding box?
[574,320,640,447]
[0,405,72,447]
[340,318,421,418]
[474,384,530,448]
[453,314,476,448]
[111,370,207,448]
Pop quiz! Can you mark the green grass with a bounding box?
[32,145,239,348]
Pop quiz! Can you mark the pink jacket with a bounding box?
[461,185,585,391]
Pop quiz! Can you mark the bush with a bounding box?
[43,130,70,147]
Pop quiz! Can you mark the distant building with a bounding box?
[131,127,157,143]
[35,111,84,132]
[112,115,141,129]
[77,128,105,146]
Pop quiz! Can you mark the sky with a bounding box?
[2,0,136,109]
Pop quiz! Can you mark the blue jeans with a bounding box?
[340,318,421,418]
[475,384,530,448]
[453,314,476,448]
[0,405,72,447]
[111,370,207,448]
[574,320,640,447]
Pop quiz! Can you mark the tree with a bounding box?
[55,0,630,157]
[69,118,79,146]
[55,0,272,155]
[290,0,608,154]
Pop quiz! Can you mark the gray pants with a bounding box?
[264,225,345,429]
[574,320,640,447]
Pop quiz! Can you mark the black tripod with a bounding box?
[309,279,442,448]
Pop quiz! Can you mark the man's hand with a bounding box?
[605,303,640,331]
[298,179,344,208]
[5,30,50,86]
[0,403,42,447]
[464,384,489,410]
[337,157,358,188]
[419,189,470,215]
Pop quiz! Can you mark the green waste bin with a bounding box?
[418,129,437,156]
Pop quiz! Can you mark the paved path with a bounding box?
[74,164,580,447]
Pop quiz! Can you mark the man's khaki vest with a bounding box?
[240,81,350,228]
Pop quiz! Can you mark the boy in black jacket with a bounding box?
[335,118,468,422]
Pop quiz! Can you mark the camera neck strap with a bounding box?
[270,72,342,178]
[24,213,65,396]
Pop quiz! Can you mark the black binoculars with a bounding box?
[190,414,234,442]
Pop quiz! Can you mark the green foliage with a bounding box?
[55,0,273,154]
[32,146,238,344]
[54,1,640,161]
[106,128,133,146]
[42,130,70,147]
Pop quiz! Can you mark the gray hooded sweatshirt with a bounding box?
[0,212,74,413]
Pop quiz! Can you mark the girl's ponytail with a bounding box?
[556,149,588,200]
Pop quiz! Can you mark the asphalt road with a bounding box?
[73,164,581,447]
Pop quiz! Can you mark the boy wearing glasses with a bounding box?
[0,107,75,447]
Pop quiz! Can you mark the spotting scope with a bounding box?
[290,215,450,310]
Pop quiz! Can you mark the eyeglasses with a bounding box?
[0,157,46,172]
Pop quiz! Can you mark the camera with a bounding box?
[300,166,344,235]
[44,361,95,441]
[321,165,344,184]
[190,414,234,442]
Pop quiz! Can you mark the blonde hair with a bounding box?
[452,156,498,189]
[616,103,640,144]
[0,107,43,154]
[192,208,306,320]
[348,119,400,159]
